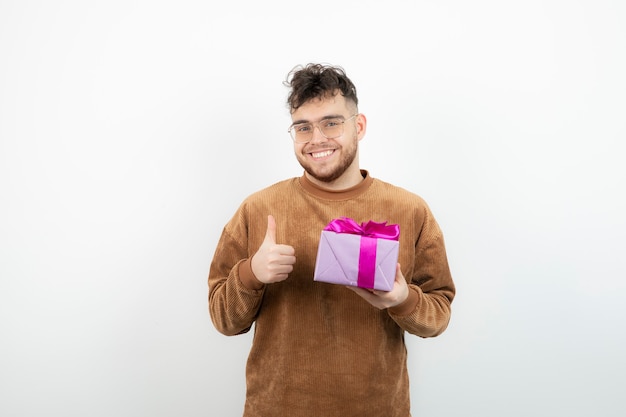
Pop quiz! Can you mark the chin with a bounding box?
[304,166,345,183]
[298,148,357,184]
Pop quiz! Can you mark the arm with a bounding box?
[388,226,455,337]
[208,214,296,336]
[348,211,455,337]
[208,227,265,336]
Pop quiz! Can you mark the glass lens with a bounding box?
[291,124,312,142]
[319,118,343,138]
[289,117,348,143]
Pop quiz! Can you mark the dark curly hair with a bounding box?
[285,63,358,113]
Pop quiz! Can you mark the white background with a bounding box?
[1,1,625,416]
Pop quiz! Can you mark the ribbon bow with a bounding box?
[324,217,400,241]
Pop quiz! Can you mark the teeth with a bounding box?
[312,150,333,158]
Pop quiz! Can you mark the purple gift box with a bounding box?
[313,217,400,291]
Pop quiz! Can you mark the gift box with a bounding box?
[313,217,400,291]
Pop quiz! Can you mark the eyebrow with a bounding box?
[290,114,346,126]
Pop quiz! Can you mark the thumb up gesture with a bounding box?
[250,215,296,284]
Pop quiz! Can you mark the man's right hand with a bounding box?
[250,215,296,284]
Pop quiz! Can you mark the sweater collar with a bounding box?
[298,170,373,200]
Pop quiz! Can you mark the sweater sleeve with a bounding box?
[208,220,266,336]
[387,209,456,337]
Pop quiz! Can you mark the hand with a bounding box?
[250,215,296,284]
[347,264,409,309]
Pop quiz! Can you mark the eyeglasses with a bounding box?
[288,114,358,143]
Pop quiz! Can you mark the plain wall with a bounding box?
[1,1,625,416]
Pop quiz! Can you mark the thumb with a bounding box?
[265,214,277,244]
[395,263,404,283]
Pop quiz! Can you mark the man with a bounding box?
[208,63,455,417]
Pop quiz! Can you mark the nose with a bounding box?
[309,124,328,143]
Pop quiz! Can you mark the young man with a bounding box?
[208,64,455,417]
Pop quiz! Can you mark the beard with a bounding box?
[296,133,359,183]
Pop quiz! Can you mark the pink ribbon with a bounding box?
[323,217,400,241]
[324,218,399,289]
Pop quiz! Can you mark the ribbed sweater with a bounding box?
[208,171,455,417]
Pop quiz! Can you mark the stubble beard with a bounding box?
[298,134,358,183]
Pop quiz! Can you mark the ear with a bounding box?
[355,113,367,141]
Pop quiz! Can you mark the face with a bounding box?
[290,93,366,188]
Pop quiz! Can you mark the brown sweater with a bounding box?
[208,171,455,417]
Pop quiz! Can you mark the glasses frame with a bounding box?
[287,114,358,144]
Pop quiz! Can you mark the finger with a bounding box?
[265,214,276,244]
[275,244,296,257]
[346,286,373,297]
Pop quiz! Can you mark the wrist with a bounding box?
[388,287,419,316]
[239,259,265,290]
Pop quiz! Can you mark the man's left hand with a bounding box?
[347,263,409,310]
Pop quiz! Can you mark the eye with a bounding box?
[295,124,312,133]
[323,119,342,128]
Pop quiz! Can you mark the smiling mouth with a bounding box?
[310,149,334,159]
